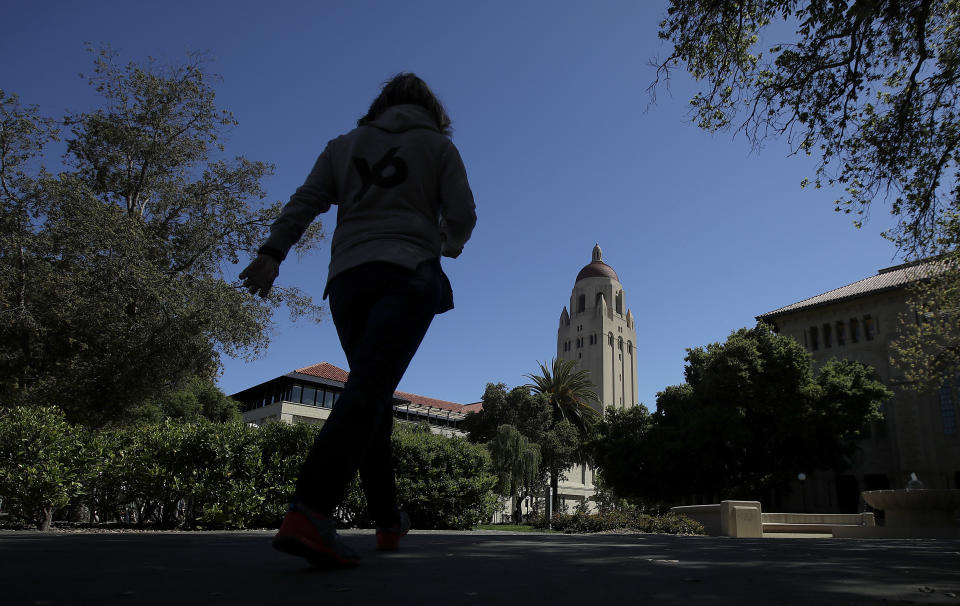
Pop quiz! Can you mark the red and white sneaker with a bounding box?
[272,503,360,568]
[375,511,411,551]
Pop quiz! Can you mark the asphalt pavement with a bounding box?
[1,529,959,605]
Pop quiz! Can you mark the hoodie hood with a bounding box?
[368,104,440,134]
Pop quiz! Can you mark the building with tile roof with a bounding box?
[756,258,960,512]
[232,361,471,437]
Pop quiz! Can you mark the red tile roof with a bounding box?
[758,258,950,319]
[294,362,471,412]
[296,362,349,383]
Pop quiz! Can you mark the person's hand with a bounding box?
[441,242,462,258]
[239,254,280,298]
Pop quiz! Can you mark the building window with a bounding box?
[323,389,336,408]
[836,321,846,346]
[810,326,819,351]
[609,333,613,346]
[302,386,317,406]
[823,323,832,348]
[615,291,623,315]
[290,384,302,403]
[939,382,958,435]
[577,294,585,313]
[864,315,875,340]
[595,292,603,309]
[849,318,860,343]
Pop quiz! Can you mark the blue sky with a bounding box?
[3,0,901,408]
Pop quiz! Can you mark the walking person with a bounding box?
[239,73,476,567]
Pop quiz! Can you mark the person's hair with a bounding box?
[358,73,452,136]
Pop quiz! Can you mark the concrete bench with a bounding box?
[670,502,874,537]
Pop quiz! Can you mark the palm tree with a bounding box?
[524,358,601,516]
[525,358,601,434]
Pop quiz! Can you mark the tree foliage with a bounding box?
[0,49,323,426]
[0,406,89,530]
[655,1,960,389]
[525,357,602,434]
[0,413,497,530]
[463,382,583,513]
[655,0,960,256]
[487,424,541,510]
[591,325,892,505]
[890,256,960,390]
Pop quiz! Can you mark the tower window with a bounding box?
[577,294,585,313]
[939,382,958,435]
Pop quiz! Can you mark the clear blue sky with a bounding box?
[3,0,901,408]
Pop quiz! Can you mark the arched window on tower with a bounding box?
[577,294,585,313]
[615,291,623,314]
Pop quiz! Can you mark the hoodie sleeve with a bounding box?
[438,142,477,255]
[258,144,337,262]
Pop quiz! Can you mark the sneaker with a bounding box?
[272,503,360,568]
[375,511,411,551]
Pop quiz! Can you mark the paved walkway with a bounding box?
[1,529,959,605]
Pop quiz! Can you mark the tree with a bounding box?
[587,404,656,504]
[0,406,89,530]
[525,358,602,434]
[655,0,959,257]
[654,1,960,385]
[525,358,601,511]
[594,325,892,506]
[890,257,960,391]
[464,382,583,515]
[128,376,241,424]
[488,424,542,521]
[0,49,323,426]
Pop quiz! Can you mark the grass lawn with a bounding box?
[473,524,556,532]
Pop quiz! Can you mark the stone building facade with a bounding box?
[552,245,639,510]
[234,362,469,438]
[558,244,639,411]
[757,259,960,512]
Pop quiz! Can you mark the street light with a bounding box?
[797,472,807,513]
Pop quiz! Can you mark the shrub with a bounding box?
[392,424,499,529]
[535,510,705,535]
[0,406,89,530]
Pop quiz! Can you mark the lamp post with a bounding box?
[798,472,807,513]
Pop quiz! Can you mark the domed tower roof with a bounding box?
[576,243,619,283]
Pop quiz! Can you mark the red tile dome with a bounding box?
[575,244,619,283]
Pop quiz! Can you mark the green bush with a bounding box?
[0,408,500,531]
[0,406,89,530]
[338,423,499,530]
[536,510,705,535]
[253,420,317,527]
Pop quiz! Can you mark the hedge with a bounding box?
[0,406,496,530]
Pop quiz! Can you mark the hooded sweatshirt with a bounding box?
[259,104,477,296]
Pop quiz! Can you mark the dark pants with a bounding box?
[293,259,442,527]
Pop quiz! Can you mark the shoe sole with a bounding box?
[273,535,360,568]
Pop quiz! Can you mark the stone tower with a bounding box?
[557,244,638,410]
